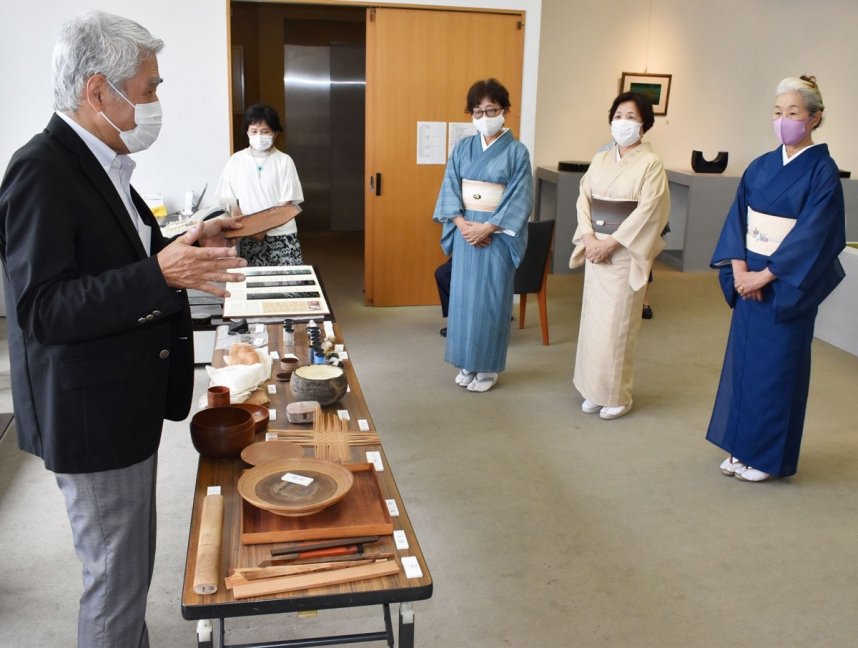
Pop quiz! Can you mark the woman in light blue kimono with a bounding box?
[708,75,845,482]
[432,78,532,392]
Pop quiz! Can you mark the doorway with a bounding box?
[229,3,526,305]
[230,3,366,232]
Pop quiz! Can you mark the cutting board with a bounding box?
[240,463,393,544]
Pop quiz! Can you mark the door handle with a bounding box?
[369,173,382,196]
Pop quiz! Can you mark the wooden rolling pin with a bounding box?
[192,488,224,595]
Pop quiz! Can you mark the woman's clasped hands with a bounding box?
[732,262,775,302]
[455,217,495,247]
[582,233,619,264]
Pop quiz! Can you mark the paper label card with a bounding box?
[267,384,277,395]
[402,556,423,579]
[282,473,314,486]
[385,499,400,517]
[366,451,383,471]
[394,529,409,550]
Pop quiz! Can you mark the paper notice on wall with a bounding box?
[448,122,477,157]
[416,121,447,164]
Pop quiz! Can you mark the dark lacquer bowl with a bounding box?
[190,406,255,459]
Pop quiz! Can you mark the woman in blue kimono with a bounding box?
[432,78,532,392]
[708,75,845,482]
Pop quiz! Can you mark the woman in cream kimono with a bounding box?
[570,92,670,420]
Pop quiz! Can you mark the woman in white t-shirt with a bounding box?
[215,104,305,265]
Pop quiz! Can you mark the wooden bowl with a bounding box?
[230,403,270,434]
[290,365,348,407]
[237,458,354,517]
[240,439,305,466]
[190,406,255,459]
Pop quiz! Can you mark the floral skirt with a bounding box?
[238,233,303,266]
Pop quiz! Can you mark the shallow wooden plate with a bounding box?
[237,458,354,517]
[240,439,305,466]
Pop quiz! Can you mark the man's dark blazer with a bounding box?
[0,114,194,473]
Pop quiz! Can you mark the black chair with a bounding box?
[514,219,555,345]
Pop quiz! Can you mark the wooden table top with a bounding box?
[181,323,433,620]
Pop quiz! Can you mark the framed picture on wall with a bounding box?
[620,72,672,116]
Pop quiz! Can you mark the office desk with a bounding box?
[659,169,740,271]
[181,323,433,647]
[533,165,584,275]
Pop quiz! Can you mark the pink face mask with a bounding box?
[772,116,811,146]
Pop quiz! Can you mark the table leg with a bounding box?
[398,603,415,648]
[195,619,214,648]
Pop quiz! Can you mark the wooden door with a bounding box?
[365,7,525,306]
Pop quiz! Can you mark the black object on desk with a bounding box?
[691,150,729,174]
[558,160,590,172]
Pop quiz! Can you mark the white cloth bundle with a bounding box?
[198,347,272,408]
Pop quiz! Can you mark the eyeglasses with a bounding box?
[472,106,503,118]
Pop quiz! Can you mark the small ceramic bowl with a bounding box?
[280,357,300,372]
[190,406,254,459]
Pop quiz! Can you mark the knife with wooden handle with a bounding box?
[270,535,379,558]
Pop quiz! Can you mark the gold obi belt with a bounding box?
[462,179,505,212]
[746,207,795,256]
[590,197,637,234]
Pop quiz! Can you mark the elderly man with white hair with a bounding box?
[0,10,246,646]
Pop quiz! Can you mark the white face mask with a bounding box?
[610,119,642,147]
[249,134,274,151]
[473,113,505,138]
[99,80,162,153]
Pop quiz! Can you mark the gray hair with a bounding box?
[52,10,164,112]
[776,75,825,128]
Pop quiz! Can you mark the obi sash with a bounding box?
[462,179,505,212]
[746,207,795,256]
[591,197,637,234]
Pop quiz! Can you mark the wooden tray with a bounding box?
[240,463,393,544]
[225,204,302,239]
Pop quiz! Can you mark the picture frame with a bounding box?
[620,72,672,117]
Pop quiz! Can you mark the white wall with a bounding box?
[0,0,231,214]
[536,0,858,177]
[8,0,854,209]
[0,0,540,214]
